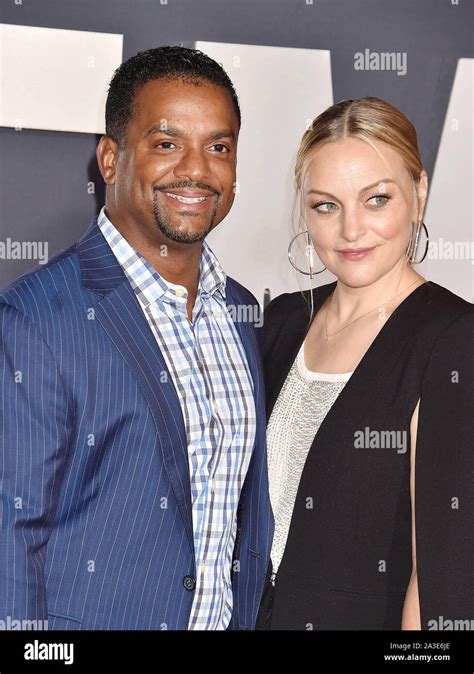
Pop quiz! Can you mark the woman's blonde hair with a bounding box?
[292,96,425,316]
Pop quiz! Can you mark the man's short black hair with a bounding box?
[105,45,241,149]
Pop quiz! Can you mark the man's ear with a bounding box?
[96,135,119,185]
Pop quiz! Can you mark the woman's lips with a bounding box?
[337,246,376,261]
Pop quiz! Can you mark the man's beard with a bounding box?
[152,189,220,244]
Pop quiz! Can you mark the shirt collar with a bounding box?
[97,206,226,307]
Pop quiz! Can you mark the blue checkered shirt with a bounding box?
[97,207,256,629]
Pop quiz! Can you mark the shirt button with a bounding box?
[210,479,216,492]
[183,575,196,591]
[211,399,218,414]
[174,285,187,298]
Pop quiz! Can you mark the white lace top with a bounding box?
[267,341,353,577]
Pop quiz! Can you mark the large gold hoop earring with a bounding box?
[408,221,430,265]
[288,231,326,278]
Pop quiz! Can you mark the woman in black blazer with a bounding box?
[256,97,473,630]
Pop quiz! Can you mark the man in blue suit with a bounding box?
[0,46,274,630]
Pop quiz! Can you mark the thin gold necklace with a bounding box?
[323,276,426,341]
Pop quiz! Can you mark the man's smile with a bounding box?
[159,188,218,211]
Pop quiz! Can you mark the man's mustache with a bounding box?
[153,182,220,196]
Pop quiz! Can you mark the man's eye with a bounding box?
[312,202,337,213]
[211,144,229,153]
[154,141,176,149]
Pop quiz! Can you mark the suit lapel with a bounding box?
[225,281,267,554]
[225,281,263,412]
[78,218,194,555]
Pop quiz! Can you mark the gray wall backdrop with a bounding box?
[1,0,473,301]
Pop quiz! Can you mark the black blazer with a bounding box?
[257,281,473,630]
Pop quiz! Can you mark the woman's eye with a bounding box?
[367,193,391,207]
[312,201,337,213]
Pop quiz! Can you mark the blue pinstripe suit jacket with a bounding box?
[0,217,274,630]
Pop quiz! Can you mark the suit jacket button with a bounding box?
[183,576,196,591]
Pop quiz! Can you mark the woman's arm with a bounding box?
[410,308,474,628]
[402,399,421,630]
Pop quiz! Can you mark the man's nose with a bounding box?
[173,147,210,182]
